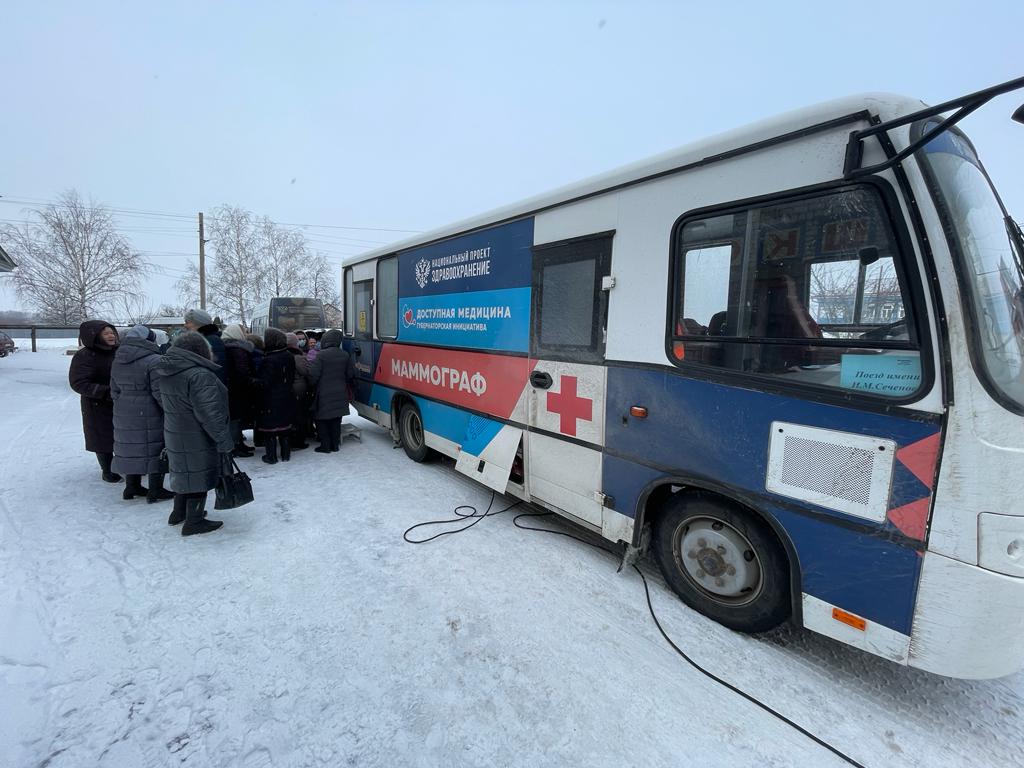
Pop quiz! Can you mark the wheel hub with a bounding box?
[677,518,761,602]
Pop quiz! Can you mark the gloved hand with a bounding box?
[220,452,235,475]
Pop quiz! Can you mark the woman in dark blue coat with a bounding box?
[68,320,121,482]
[111,325,175,503]
[158,331,235,536]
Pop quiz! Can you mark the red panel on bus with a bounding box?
[375,344,535,420]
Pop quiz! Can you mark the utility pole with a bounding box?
[198,212,207,310]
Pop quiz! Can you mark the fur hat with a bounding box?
[285,332,299,349]
[184,307,213,328]
[171,330,212,359]
[264,327,287,352]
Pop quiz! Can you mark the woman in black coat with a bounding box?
[158,331,235,536]
[68,320,121,482]
[110,324,175,503]
[221,323,259,456]
[257,328,295,465]
[308,329,356,453]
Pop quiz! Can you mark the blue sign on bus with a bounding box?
[397,218,534,352]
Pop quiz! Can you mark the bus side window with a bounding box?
[377,256,398,339]
[670,186,924,399]
[531,233,612,363]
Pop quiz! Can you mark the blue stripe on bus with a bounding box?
[368,383,504,455]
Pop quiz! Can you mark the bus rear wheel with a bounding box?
[398,404,430,462]
[652,492,790,633]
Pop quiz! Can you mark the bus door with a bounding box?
[345,268,379,404]
[526,233,613,528]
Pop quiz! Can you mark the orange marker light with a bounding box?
[629,406,648,419]
[832,607,867,632]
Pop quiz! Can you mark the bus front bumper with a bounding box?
[908,550,1024,679]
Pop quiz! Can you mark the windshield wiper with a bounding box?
[1005,215,1024,283]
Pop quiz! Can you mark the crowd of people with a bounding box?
[67,308,357,536]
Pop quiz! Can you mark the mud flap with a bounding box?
[454,425,523,494]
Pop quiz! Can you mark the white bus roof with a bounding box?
[343,92,926,267]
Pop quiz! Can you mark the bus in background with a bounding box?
[250,297,326,335]
[342,78,1024,679]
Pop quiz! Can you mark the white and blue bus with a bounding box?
[343,78,1024,679]
[250,296,326,336]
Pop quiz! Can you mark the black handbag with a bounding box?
[214,456,254,510]
[157,448,170,474]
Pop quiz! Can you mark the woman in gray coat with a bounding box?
[158,331,235,536]
[111,325,175,503]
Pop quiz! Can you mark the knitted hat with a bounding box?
[184,307,213,327]
[125,324,151,341]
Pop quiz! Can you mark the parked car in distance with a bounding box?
[0,332,17,357]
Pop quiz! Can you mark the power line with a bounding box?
[0,194,421,234]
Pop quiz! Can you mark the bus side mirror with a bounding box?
[858,246,880,266]
[1013,104,1024,125]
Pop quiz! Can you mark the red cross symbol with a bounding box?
[546,375,593,437]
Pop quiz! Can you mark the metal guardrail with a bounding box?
[1,322,185,352]
[0,325,81,352]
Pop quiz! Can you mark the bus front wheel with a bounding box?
[652,492,790,633]
[398,404,430,463]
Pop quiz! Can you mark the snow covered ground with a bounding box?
[2,348,1023,768]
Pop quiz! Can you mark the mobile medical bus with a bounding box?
[343,78,1024,679]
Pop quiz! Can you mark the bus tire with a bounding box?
[652,492,790,633]
[398,404,430,463]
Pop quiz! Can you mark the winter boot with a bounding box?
[261,435,279,464]
[232,443,254,458]
[97,452,122,483]
[280,438,291,462]
[314,422,332,453]
[146,474,175,504]
[168,494,187,526]
[123,474,148,500]
[181,496,222,537]
[330,420,342,452]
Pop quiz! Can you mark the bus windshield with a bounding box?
[920,127,1024,409]
[271,297,326,332]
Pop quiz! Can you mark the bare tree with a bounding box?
[1,190,148,323]
[174,261,201,309]
[202,205,264,324]
[306,252,341,306]
[116,292,155,325]
[258,216,306,297]
[173,205,339,322]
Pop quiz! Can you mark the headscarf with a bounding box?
[222,323,247,342]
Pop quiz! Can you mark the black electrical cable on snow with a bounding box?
[405,498,866,768]
[403,491,521,544]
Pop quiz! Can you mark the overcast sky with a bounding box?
[1,0,1021,314]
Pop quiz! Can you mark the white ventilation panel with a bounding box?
[765,421,895,522]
